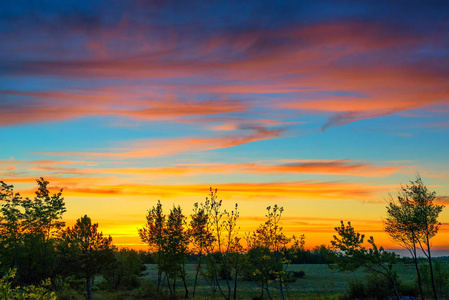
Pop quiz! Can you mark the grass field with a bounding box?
[87,262,449,299]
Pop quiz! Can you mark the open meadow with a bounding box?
[90,262,449,300]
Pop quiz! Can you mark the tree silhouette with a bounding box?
[245,205,291,300]
[58,215,115,300]
[138,200,165,292]
[385,176,444,300]
[189,201,214,298]
[139,201,190,297]
[0,178,66,284]
[0,181,24,272]
[161,205,190,297]
[327,221,400,300]
[202,188,240,300]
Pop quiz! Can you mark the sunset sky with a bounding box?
[1,1,449,252]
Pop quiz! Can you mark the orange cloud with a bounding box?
[11,158,401,179]
[0,175,388,202]
[55,181,386,202]
[36,126,284,159]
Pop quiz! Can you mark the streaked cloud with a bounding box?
[35,126,285,159]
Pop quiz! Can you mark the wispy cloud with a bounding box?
[16,159,400,178]
[35,126,285,159]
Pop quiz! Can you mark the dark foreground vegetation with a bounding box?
[0,176,446,299]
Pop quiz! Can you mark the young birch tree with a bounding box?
[202,188,239,300]
[189,201,214,298]
[385,176,444,300]
[138,200,165,292]
[246,205,291,300]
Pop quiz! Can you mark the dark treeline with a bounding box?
[0,176,446,300]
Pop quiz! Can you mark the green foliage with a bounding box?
[102,248,144,290]
[419,261,449,298]
[0,268,56,300]
[58,215,115,277]
[138,200,165,255]
[189,200,214,297]
[138,200,165,291]
[345,274,394,300]
[326,221,400,299]
[385,176,443,252]
[0,178,66,284]
[385,176,444,300]
[199,188,241,300]
[139,201,189,296]
[160,205,189,288]
[344,273,420,300]
[58,215,116,300]
[245,205,294,300]
[285,245,329,264]
[189,201,214,255]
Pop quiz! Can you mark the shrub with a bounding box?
[419,261,449,298]
[0,269,56,300]
[344,274,399,300]
[103,248,144,290]
[293,270,306,278]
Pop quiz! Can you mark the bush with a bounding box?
[0,269,56,300]
[102,248,144,290]
[398,281,419,298]
[283,270,306,283]
[419,261,449,298]
[344,274,398,300]
[345,279,366,299]
[293,270,306,278]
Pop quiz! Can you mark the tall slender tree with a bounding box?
[162,205,190,297]
[138,200,166,292]
[201,188,240,300]
[385,176,444,300]
[189,201,214,298]
[245,205,291,300]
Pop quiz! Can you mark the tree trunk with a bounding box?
[167,276,173,295]
[279,272,285,300]
[192,252,202,298]
[426,236,438,300]
[265,279,273,300]
[233,267,238,300]
[413,245,425,300]
[86,275,93,300]
[174,275,176,294]
[157,271,162,292]
[390,274,401,300]
[223,253,231,299]
[182,275,189,299]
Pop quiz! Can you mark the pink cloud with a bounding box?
[1,20,447,131]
